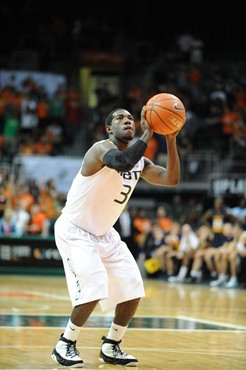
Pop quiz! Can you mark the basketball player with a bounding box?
[52,106,180,367]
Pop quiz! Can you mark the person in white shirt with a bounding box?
[52,106,181,367]
[11,203,30,236]
[167,223,200,283]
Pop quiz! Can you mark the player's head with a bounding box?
[105,108,135,142]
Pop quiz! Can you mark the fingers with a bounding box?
[141,105,146,118]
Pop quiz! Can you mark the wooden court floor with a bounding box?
[0,274,245,369]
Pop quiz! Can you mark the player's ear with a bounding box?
[106,125,112,134]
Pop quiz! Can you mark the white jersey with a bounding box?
[62,143,145,236]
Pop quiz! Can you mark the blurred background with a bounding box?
[0,0,245,286]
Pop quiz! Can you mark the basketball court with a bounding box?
[0,274,245,369]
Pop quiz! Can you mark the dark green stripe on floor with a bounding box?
[0,314,244,331]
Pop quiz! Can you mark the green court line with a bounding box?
[0,314,245,331]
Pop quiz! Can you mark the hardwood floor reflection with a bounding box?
[0,275,245,369]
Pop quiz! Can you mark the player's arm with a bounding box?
[102,138,148,172]
[81,127,152,176]
[141,132,180,187]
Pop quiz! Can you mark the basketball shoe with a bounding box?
[51,333,84,367]
[99,336,138,366]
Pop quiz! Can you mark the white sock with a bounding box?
[63,318,81,342]
[107,322,127,342]
[178,266,188,280]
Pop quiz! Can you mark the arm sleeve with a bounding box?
[103,139,147,172]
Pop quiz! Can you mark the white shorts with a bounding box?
[54,214,145,313]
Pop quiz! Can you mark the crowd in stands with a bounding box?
[0,3,245,171]
[85,62,246,170]
[0,78,82,162]
[0,175,66,238]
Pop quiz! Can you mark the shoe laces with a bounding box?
[112,342,126,357]
[66,341,80,358]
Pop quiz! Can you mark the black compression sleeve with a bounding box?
[103,139,147,172]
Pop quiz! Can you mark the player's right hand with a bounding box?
[140,106,153,135]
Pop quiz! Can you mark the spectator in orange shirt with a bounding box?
[37,97,50,129]
[39,180,57,219]
[11,184,35,213]
[132,208,152,248]
[155,205,173,233]
[27,203,49,236]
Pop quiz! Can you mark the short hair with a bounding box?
[105,108,125,127]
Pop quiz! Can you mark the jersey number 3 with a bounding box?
[114,185,132,204]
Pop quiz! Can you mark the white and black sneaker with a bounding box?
[51,333,84,368]
[99,336,138,367]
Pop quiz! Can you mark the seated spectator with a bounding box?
[154,222,181,277]
[230,198,246,228]
[208,222,235,287]
[225,231,246,288]
[188,224,213,283]
[209,223,242,287]
[155,205,173,233]
[132,208,152,248]
[143,223,166,263]
[167,223,200,283]
[202,197,235,248]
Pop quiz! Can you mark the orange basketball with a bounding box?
[145,93,186,135]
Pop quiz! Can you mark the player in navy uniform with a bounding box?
[52,106,181,367]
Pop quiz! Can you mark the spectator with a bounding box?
[0,207,16,236]
[167,223,200,283]
[188,224,213,283]
[143,223,166,262]
[12,202,30,236]
[209,223,241,287]
[132,208,152,249]
[230,198,246,228]
[225,231,246,288]
[207,222,234,286]
[155,205,173,233]
[202,197,234,248]
[27,203,49,236]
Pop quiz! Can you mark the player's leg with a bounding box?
[52,215,108,367]
[52,300,99,368]
[98,228,144,366]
